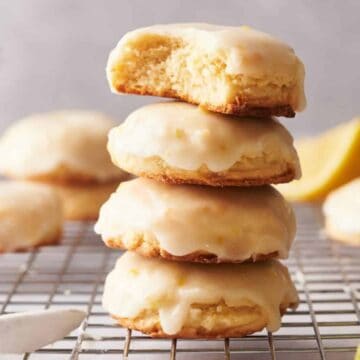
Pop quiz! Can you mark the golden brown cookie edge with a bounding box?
[105,236,281,264]
[114,84,296,118]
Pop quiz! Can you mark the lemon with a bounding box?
[277,118,360,202]
[355,345,360,360]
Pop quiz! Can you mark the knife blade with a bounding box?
[0,308,86,353]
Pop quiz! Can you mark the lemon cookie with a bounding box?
[323,178,360,245]
[108,102,300,186]
[95,178,296,263]
[107,23,306,117]
[103,252,299,338]
[53,181,119,221]
[0,182,63,252]
[0,110,126,184]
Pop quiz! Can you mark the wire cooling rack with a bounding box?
[0,204,359,360]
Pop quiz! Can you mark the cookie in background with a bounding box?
[323,178,360,245]
[0,181,63,252]
[0,110,129,220]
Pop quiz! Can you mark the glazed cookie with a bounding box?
[107,23,306,117]
[0,182,63,252]
[108,102,301,186]
[323,178,360,245]
[95,178,296,263]
[103,252,299,338]
[0,110,126,184]
[53,181,119,221]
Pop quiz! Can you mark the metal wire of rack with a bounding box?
[0,204,359,360]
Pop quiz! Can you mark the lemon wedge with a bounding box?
[277,118,360,202]
[355,345,360,360]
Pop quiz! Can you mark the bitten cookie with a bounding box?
[107,102,301,186]
[95,178,296,263]
[0,182,63,252]
[107,23,306,117]
[103,252,299,338]
[0,110,126,184]
[323,178,360,245]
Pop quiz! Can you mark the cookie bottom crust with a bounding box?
[111,301,290,338]
[115,84,296,118]
[105,234,280,264]
[10,163,122,185]
[112,154,298,187]
[0,226,62,253]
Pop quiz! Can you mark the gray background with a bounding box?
[0,0,359,136]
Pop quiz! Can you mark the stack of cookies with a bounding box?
[96,23,305,338]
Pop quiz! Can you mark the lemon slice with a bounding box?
[277,118,360,202]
